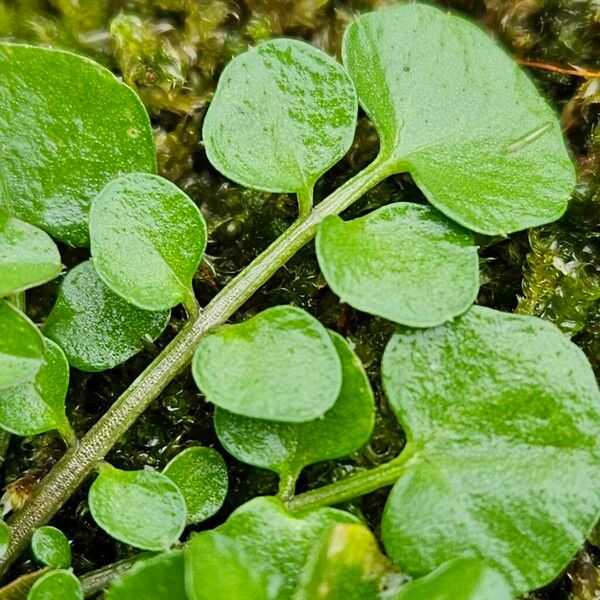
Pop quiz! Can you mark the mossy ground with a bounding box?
[1,0,599,597]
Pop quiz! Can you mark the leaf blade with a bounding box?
[342,4,575,235]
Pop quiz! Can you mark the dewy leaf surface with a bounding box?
[30,526,71,570]
[163,447,228,525]
[90,173,207,311]
[342,3,575,235]
[0,300,44,390]
[203,38,357,196]
[26,570,82,600]
[0,43,156,247]
[106,551,187,600]
[207,497,357,599]
[0,211,62,297]
[394,558,512,600]
[88,464,186,551]
[43,261,170,372]
[316,203,479,327]
[193,306,342,422]
[0,338,70,438]
[381,306,600,594]
[214,331,374,484]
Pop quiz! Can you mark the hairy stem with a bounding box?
[286,453,409,513]
[0,158,392,576]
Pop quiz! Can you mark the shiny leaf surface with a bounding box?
[163,447,228,525]
[381,306,600,593]
[0,338,70,437]
[215,331,374,486]
[0,211,62,297]
[294,523,401,600]
[26,570,82,600]
[316,203,479,327]
[193,306,342,422]
[185,532,271,600]
[0,300,44,390]
[31,526,71,569]
[88,464,186,551]
[90,174,207,311]
[106,551,186,600]
[0,43,156,246]
[190,497,357,599]
[43,261,169,372]
[394,559,512,600]
[343,4,575,235]
[203,39,357,197]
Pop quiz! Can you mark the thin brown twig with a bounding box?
[517,59,600,79]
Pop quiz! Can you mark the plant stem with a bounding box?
[0,158,391,576]
[286,453,409,513]
[80,553,149,597]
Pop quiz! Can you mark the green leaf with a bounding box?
[30,526,71,569]
[0,43,156,247]
[215,331,374,487]
[381,306,600,594]
[294,523,402,600]
[0,300,44,390]
[187,497,357,599]
[185,532,272,600]
[43,261,169,372]
[106,551,186,600]
[26,570,82,600]
[90,174,207,311]
[342,4,575,235]
[203,39,357,199]
[0,522,9,557]
[0,212,62,297]
[163,447,228,525]
[88,464,186,551]
[394,559,512,600]
[0,338,70,438]
[193,306,342,422]
[316,203,479,327]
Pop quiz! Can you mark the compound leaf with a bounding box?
[163,447,228,525]
[193,306,342,422]
[106,551,186,600]
[31,526,71,569]
[394,559,512,600]
[316,203,479,327]
[0,211,62,297]
[215,331,374,487]
[343,3,575,235]
[43,261,169,372]
[0,300,44,390]
[203,39,357,199]
[381,306,600,594]
[26,570,82,600]
[88,464,186,551]
[90,174,207,311]
[0,338,70,438]
[0,43,156,247]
